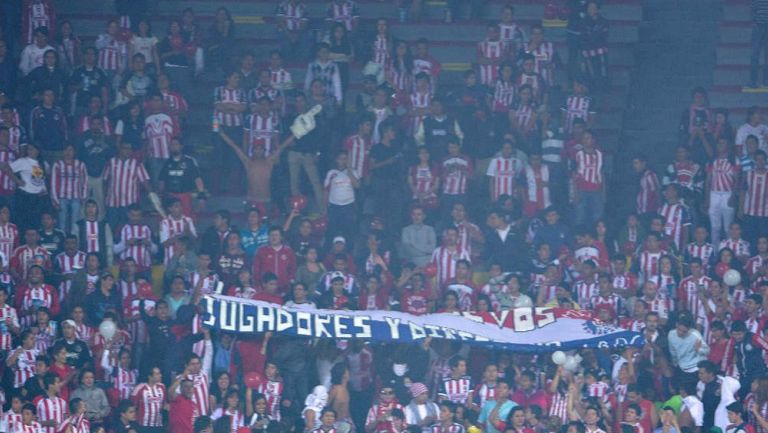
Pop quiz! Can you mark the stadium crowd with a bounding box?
[0,3,765,433]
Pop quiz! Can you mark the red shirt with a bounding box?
[510,389,549,412]
[252,245,297,293]
[169,395,197,433]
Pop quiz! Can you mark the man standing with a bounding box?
[103,142,151,229]
[739,150,768,243]
[478,380,515,433]
[78,117,112,220]
[401,206,436,267]
[252,227,296,294]
[159,138,206,217]
[323,150,359,245]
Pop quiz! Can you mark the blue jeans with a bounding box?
[58,198,81,234]
[751,23,768,85]
[575,190,604,227]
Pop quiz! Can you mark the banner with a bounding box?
[201,295,644,352]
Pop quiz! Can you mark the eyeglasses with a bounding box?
[380,390,394,395]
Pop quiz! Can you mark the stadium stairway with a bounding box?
[612,0,722,220]
[711,0,766,117]
[56,0,642,215]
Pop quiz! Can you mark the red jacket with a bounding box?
[252,245,297,292]
[169,395,196,433]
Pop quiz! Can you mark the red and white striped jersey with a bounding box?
[3,412,23,433]
[0,150,16,195]
[211,408,244,433]
[454,222,480,257]
[516,73,545,103]
[108,367,138,400]
[665,161,701,192]
[10,347,38,388]
[525,164,552,210]
[678,275,711,316]
[269,68,293,89]
[214,87,246,127]
[443,280,476,311]
[276,1,307,31]
[499,23,523,51]
[188,272,220,296]
[132,382,166,427]
[0,223,18,264]
[686,243,714,271]
[647,295,674,320]
[649,274,677,299]
[574,149,603,191]
[473,383,496,408]
[257,380,284,420]
[33,322,56,353]
[548,391,568,423]
[0,304,19,350]
[573,279,599,309]
[249,86,280,105]
[36,396,67,433]
[161,91,188,127]
[55,251,86,299]
[386,60,412,93]
[441,155,473,195]
[117,224,154,269]
[636,250,667,283]
[11,245,50,281]
[746,255,768,278]
[707,158,737,193]
[81,221,102,255]
[344,134,371,179]
[512,103,536,132]
[524,42,555,85]
[160,215,197,266]
[430,423,465,433]
[619,317,644,332]
[187,372,210,416]
[486,156,523,201]
[144,113,176,160]
[15,421,43,433]
[50,160,88,206]
[590,293,623,314]
[743,169,768,217]
[123,296,153,344]
[409,91,431,134]
[326,0,359,31]
[119,280,138,299]
[77,115,113,136]
[438,376,473,405]
[637,169,661,215]
[244,113,280,156]
[372,35,389,66]
[96,34,126,72]
[659,202,691,250]
[58,415,89,433]
[612,273,637,294]
[719,238,751,257]
[537,283,561,305]
[477,39,505,86]
[562,96,594,133]
[7,126,24,155]
[492,80,515,113]
[75,322,94,342]
[430,246,471,287]
[409,164,439,199]
[24,1,54,45]
[104,157,150,207]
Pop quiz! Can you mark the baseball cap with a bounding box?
[333,236,346,244]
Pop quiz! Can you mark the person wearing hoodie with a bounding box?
[70,369,110,428]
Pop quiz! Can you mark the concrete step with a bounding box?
[709,88,768,108]
[716,44,753,65]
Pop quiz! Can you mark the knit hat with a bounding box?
[410,382,428,397]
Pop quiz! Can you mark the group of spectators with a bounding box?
[0,3,764,433]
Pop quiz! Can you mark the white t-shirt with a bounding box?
[735,122,768,155]
[324,169,355,206]
[11,157,46,194]
[19,44,54,76]
[130,36,158,63]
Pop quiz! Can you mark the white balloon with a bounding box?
[552,351,567,365]
[99,319,116,340]
[723,269,741,287]
[564,356,579,372]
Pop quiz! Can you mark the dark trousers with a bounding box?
[751,23,768,85]
[327,203,357,247]
[14,191,50,233]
